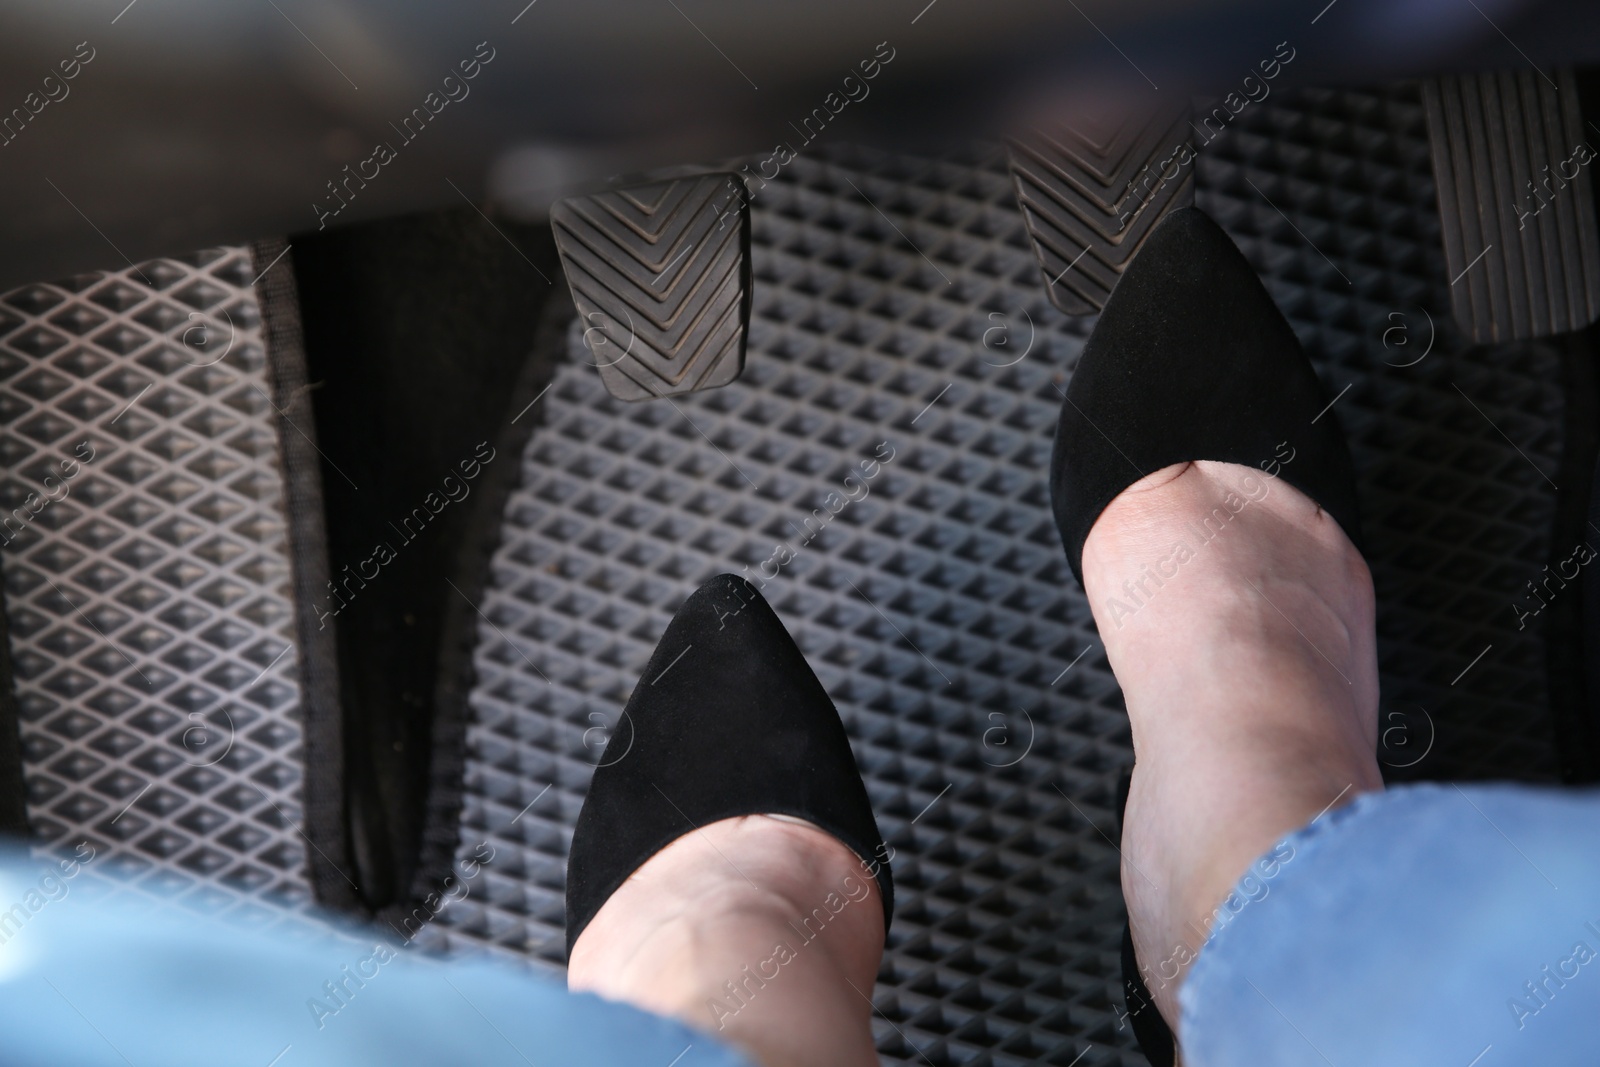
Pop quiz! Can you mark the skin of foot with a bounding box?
[568,814,885,1067]
[1080,460,1384,1036]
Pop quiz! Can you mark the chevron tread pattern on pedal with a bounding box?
[1009,106,1195,315]
[551,174,751,401]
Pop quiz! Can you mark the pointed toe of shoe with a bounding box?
[1050,207,1362,582]
[564,574,892,956]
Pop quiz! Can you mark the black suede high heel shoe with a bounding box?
[1052,205,1362,583]
[1050,207,1363,1064]
[565,573,893,957]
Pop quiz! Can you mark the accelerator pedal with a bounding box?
[1008,102,1195,314]
[551,173,750,401]
[1422,69,1600,343]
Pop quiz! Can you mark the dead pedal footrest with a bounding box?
[551,173,751,402]
[1423,69,1600,343]
[1008,103,1195,315]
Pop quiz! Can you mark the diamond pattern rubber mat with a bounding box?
[0,249,310,916]
[434,148,1134,1067]
[431,82,1567,1067]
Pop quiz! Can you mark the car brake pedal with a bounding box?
[1008,102,1195,315]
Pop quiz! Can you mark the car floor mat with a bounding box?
[0,248,314,914]
[423,85,1593,1067]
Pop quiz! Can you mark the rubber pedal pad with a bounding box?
[1008,101,1196,314]
[1422,69,1600,343]
[550,173,751,401]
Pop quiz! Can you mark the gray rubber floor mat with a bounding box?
[430,83,1570,1067]
[430,144,1134,1067]
[0,249,311,917]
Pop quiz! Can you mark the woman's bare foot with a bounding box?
[1080,460,1382,1029]
[569,814,884,1067]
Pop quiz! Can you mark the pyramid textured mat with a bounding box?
[0,249,310,914]
[429,86,1565,1065]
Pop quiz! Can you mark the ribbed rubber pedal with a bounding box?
[550,173,750,401]
[1009,103,1195,314]
[1423,69,1600,343]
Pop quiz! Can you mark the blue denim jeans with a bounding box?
[1181,782,1600,1066]
[0,846,751,1067]
[5,783,1598,1065]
